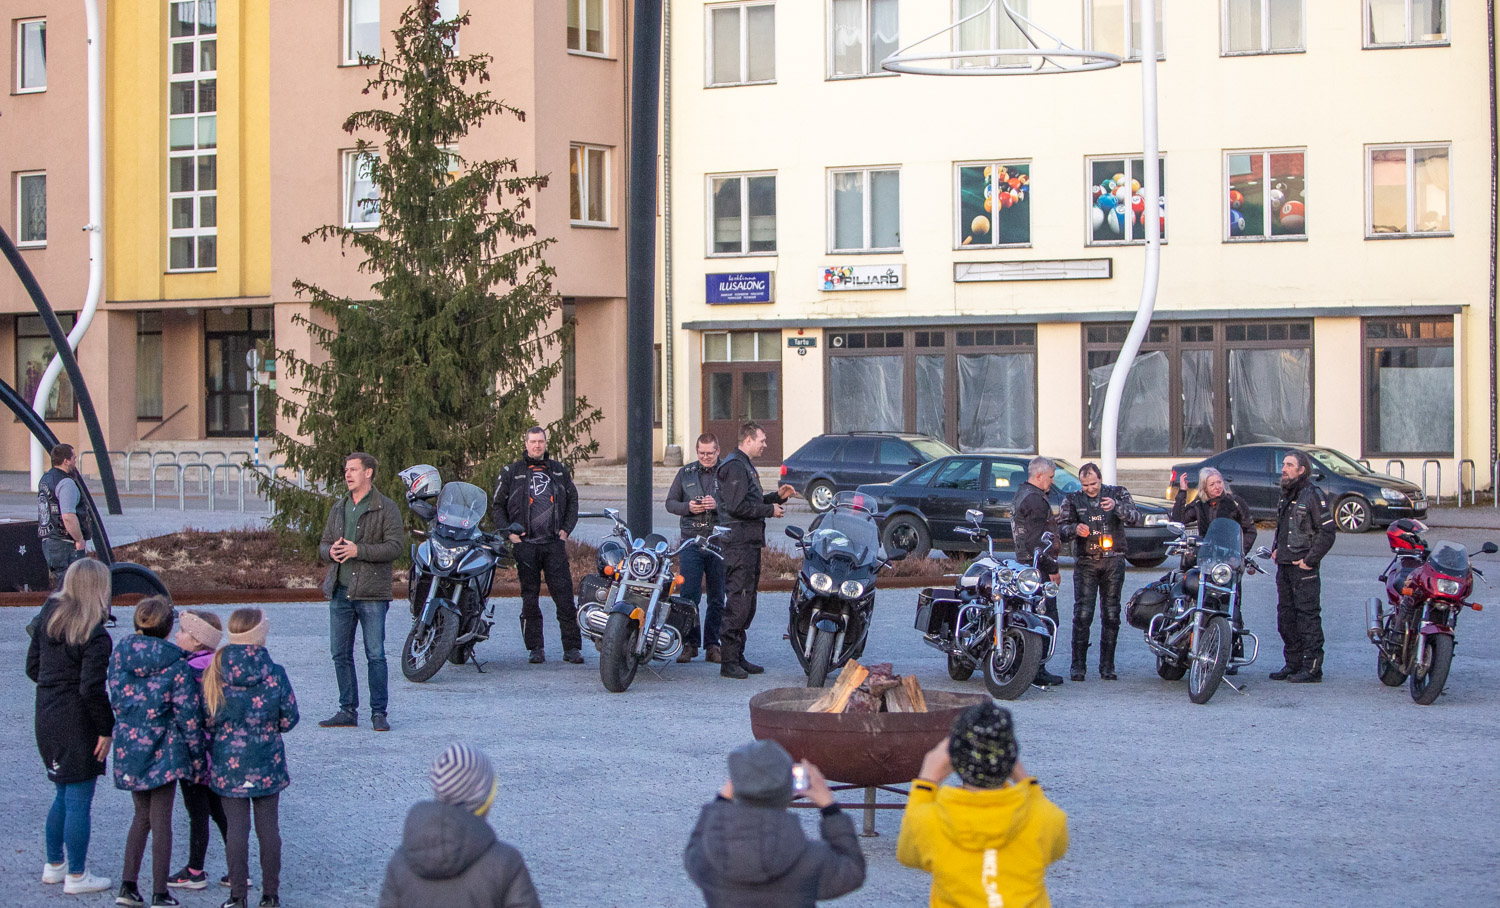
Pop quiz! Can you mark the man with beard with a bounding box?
[1010,456,1066,687]
[1173,466,1258,674]
[1270,451,1336,683]
[664,433,727,663]
[1059,462,1139,681]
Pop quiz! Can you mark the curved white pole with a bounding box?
[31,0,105,486]
[1099,0,1160,485]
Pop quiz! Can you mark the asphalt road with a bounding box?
[4,526,1498,907]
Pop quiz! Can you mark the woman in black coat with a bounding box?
[25,558,115,894]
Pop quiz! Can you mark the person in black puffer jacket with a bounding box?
[1009,457,1065,687]
[1270,450,1337,684]
[379,743,540,908]
[684,740,865,908]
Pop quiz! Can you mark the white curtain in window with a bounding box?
[1228,348,1311,444]
[870,170,900,249]
[833,172,865,250]
[1225,0,1260,51]
[20,21,46,88]
[1415,147,1450,232]
[348,0,380,59]
[831,0,864,75]
[1366,0,1405,44]
[712,7,741,83]
[958,352,1035,453]
[830,356,903,433]
[1268,0,1302,48]
[747,5,775,81]
[869,0,898,69]
[346,153,379,225]
[1086,350,1169,454]
[916,354,946,441]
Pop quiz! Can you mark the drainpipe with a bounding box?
[662,0,681,466]
[1489,0,1497,480]
[31,0,106,487]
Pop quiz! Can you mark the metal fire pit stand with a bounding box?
[789,784,913,838]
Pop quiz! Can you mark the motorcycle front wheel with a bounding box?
[600,613,641,693]
[947,652,976,681]
[402,609,458,683]
[806,630,836,689]
[1188,616,1232,704]
[1409,633,1453,705]
[983,628,1042,700]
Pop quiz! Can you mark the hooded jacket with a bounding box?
[107,635,206,791]
[683,799,865,908]
[897,778,1068,908]
[26,597,114,784]
[205,645,299,798]
[378,801,541,908]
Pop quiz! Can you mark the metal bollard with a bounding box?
[1459,460,1475,507]
[1420,460,1442,504]
[1384,459,1406,480]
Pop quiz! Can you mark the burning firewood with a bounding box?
[807,659,928,713]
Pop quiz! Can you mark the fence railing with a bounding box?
[1420,460,1442,504]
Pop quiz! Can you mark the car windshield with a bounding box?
[1199,516,1245,568]
[435,481,487,534]
[1050,460,1084,494]
[1308,448,1370,476]
[911,438,960,460]
[1429,541,1469,577]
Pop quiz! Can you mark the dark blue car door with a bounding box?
[978,458,1028,544]
[922,458,986,543]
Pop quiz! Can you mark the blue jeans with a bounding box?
[678,542,726,649]
[330,587,389,714]
[46,778,97,874]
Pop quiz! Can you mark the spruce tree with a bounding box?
[264,0,601,539]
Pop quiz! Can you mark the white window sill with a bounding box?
[1365,231,1454,240]
[571,220,615,229]
[706,80,777,89]
[13,86,46,95]
[827,248,903,255]
[707,250,778,258]
[166,268,218,274]
[1086,240,1169,247]
[344,223,382,231]
[339,58,379,68]
[826,71,898,81]
[954,243,1032,251]
[16,241,47,249]
[1363,41,1450,50]
[567,49,616,61]
[1220,48,1306,57]
[1224,235,1308,244]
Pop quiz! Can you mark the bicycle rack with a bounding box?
[1420,460,1442,504]
[123,450,154,492]
[180,463,211,511]
[1384,459,1406,480]
[150,463,181,510]
[1458,459,1476,507]
[210,463,245,511]
[1356,458,1371,470]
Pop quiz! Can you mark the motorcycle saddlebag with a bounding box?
[915,588,962,637]
[577,573,612,607]
[1126,580,1171,631]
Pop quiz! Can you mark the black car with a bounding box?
[1166,443,1427,533]
[780,432,959,513]
[856,455,1177,568]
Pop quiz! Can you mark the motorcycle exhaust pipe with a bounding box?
[578,603,609,640]
[1365,597,1385,643]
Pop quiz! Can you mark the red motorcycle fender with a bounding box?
[1419,624,1453,636]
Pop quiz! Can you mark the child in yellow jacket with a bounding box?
[897,703,1068,908]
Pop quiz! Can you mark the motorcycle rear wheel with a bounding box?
[600,613,641,693]
[1188,616,1232,705]
[983,628,1042,700]
[1156,655,1187,681]
[402,609,458,683]
[1409,633,1453,706]
[806,630,836,689]
[947,653,976,681]
[1377,647,1407,687]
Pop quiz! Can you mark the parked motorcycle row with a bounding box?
[395,465,1495,706]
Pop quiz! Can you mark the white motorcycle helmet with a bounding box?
[398,464,442,521]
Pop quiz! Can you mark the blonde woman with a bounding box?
[25,558,114,895]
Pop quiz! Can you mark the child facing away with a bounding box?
[897,703,1068,908]
[165,610,231,892]
[203,608,299,908]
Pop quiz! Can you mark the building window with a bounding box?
[829,167,900,252]
[828,0,898,78]
[1086,156,1166,245]
[703,330,781,363]
[1085,0,1164,60]
[1367,144,1451,238]
[1084,320,1313,456]
[567,0,607,55]
[956,161,1030,248]
[16,314,77,421]
[16,18,46,92]
[954,0,1030,68]
[708,173,775,255]
[1223,0,1303,54]
[707,2,775,85]
[168,0,217,272]
[343,151,380,228]
[570,143,610,226]
[345,0,380,63]
[16,172,46,247]
[1365,0,1447,48]
[136,312,164,420]
[1226,149,1305,240]
[1364,318,1453,456]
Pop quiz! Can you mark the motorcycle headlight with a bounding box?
[809,572,834,594]
[431,540,455,569]
[1017,568,1042,596]
[1043,581,1060,598]
[840,580,866,599]
[1144,513,1169,527]
[628,551,658,578]
[997,568,1016,585]
[1434,577,1462,597]
[1209,563,1233,587]
[1381,488,1407,503]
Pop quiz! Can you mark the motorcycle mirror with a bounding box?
[1481,542,1499,555]
[886,546,909,562]
[965,508,984,525]
[1254,545,1273,559]
[785,526,805,541]
[604,507,620,521]
[507,522,525,536]
[1166,521,1186,535]
[712,525,731,537]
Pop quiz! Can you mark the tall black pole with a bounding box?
[625,0,662,539]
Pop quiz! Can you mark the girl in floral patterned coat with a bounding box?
[108,595,206,907]
[203,608,299,908]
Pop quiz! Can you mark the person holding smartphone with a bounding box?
[665,434,727,663]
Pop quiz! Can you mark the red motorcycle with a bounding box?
[1366,519,1497,705]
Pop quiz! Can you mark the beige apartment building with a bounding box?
[1,0,636,474]
[662,0,1497,496]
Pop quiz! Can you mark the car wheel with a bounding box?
[806,480,837,513]
[1127,555,1167,569]
[1334,495,1372,533]
[882,514,931,560]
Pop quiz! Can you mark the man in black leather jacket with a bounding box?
[1010,456,1065,687]
[1270,450,1337,683]
[664,433,727,663]
[1059,463,1139,681]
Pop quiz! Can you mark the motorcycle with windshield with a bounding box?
[576,508,727,693]
[914,509,1059,700]
[1365,518,1496,705]
[398,465,520,683]
[784,492,906,688]
[1126,517,1265,704]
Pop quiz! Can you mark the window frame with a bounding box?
[702,329,782,363]
[343,0,380,64]
[827,165,902,253]
[166,0,218,274]
[706,1,776,87]
[953,159,1032,250]
[1363,0,1449,49]
[1223,147,1307,243]
[341,149,380,229]
[136,311,165,420]
[569,142,612,227]
[1084,154,1167,247]
[15,17,46,92]
[1083,0,1165,62]
[15,171,46,248]
[1220,0,1305,56]
[826,0,898,80]
[567,0,610,57]
[706,171,777,257]
[1360,316,1455,457]
[1364,142,1453,239]
[15,313,78,422]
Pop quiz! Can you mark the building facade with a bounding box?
[662,0,1496,494]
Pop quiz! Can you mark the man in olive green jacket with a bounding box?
[318,452,406,732]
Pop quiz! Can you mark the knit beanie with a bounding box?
[430,743,497,815]
[949,702,1019,789]
[227,614,269,648]
[179,611,222,651]
[728,739,795,808]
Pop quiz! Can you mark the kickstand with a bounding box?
[1222,675,1248,695]
[469,651,488,674]
[643,659,668,681]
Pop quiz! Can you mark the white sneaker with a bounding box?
[63,870,111,894]
[42,862,67,884]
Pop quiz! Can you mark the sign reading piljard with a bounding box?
[706,271,774,304]
[820,264,905,291]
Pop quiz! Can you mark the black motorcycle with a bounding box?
[785,493,905,688]
[398,465,518,683]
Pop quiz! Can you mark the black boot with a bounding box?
[1098,626,1119,681]
[1070,626,1089,681]
[1226,634,1244,676]
[1269,661,1300,681]
[1288,657,1323,683]
[1034,664,1065,686]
